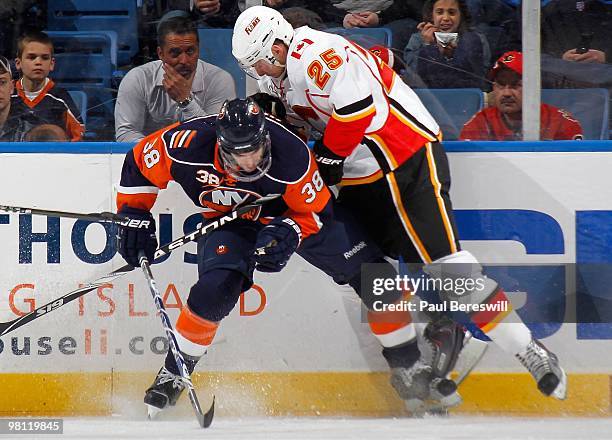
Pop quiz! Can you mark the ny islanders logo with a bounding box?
[199,187,264,219]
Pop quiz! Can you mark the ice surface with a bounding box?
[51,416,612,440]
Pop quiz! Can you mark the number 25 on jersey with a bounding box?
[307,49,343,90]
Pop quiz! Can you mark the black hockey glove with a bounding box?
[253,217,302,272]
[249,92,287,120]
[313,139,345,186]
[116,206,158,267]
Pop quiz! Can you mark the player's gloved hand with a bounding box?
[253,217,302,272]
[249,92,287,120]
[116,206,158,267]
[313,139,345,186]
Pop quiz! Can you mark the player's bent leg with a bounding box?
[359,274,460,414]
[298,213,466,412]
[145,268,249,415]
[145,305,218,414]
[424,250,567,400]
[366,306,431,404]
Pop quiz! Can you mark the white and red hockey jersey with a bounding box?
[259,26,441,185]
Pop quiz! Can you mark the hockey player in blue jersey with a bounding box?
[115,98,473,417]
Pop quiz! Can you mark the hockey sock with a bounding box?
[472,289,532,355]
[381,339,421,369]
[164,350,201,376]
[174,305,219,356]
[367,291,418,349]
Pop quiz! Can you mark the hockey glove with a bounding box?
[253,217,302,272]
[249,92,287,120]
[116,206,158,267]
[313,139,345,186]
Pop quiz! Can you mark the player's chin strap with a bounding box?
[0,194,281,337]
[138,251,214,428]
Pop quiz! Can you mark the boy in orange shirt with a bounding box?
[12,31,84,141]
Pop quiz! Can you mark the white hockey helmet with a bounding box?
[232,6,294,77]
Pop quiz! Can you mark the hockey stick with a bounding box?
[454,332,488,386]
[0,204,128,223]
[138,252,214,428]
[0,195,280,337]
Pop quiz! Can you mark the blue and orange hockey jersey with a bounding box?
[117,115,332,239]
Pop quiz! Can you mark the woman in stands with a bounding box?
[403,0,489,89]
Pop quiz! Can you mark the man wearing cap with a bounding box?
[460,51,583,141]
[115,12,236,142]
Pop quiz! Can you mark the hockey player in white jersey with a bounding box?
[232,6,567,410]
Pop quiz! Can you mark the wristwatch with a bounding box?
[177,95,193,108]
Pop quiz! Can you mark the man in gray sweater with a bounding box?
[115,12,236,142]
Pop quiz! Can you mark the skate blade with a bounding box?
[433,391,462,409]
[146,404,163,420]
[552,368,568,400]
[404,398,427,417]
[404,393,461,416]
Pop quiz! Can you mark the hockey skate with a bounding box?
[390,359,460,416]
[516,339,567,400]
[390,359,434,411]
[144,367,187,419]
[407,315,488,414]
[411,321,460,415]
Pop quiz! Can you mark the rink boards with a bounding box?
[1,140,612,416]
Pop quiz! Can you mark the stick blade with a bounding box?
[201,396,215,428]
[455,333,488,385]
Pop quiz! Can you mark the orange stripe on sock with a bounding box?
[472,289,514,332]
[175,306,219,346]
[367,291,413,335]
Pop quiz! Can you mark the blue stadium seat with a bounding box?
[413,88,485,140]
[67,90,88,125]
[541,89,610,140]
[46,31,116,139]
[46,30,118,69]
[198,28,246,98]
[326,27,393,48]
[47,0,138,66]
[46,31,114,89]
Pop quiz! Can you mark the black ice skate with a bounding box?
[516,339,567,400]
[411,316,487,413]
[144,366,187,419]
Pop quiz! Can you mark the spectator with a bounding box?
[465,0,520,62]
[0,1,46,58]
[540,0,612,131]
[115,12,236,142]
[191,0,271,28]
[0,56,29,141]
[191,0,322,28]
[193,0,245,27]
[281,6,327,30]
[404,0,490,89]
[542,0,611,64]
[338,0,425,50]
[250,0,425,50]
[11,31,84,142]
[24,123,68,142]
[460,51,583,141]
[136,2,267,66]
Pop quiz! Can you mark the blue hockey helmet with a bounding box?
[216,98,272,182]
